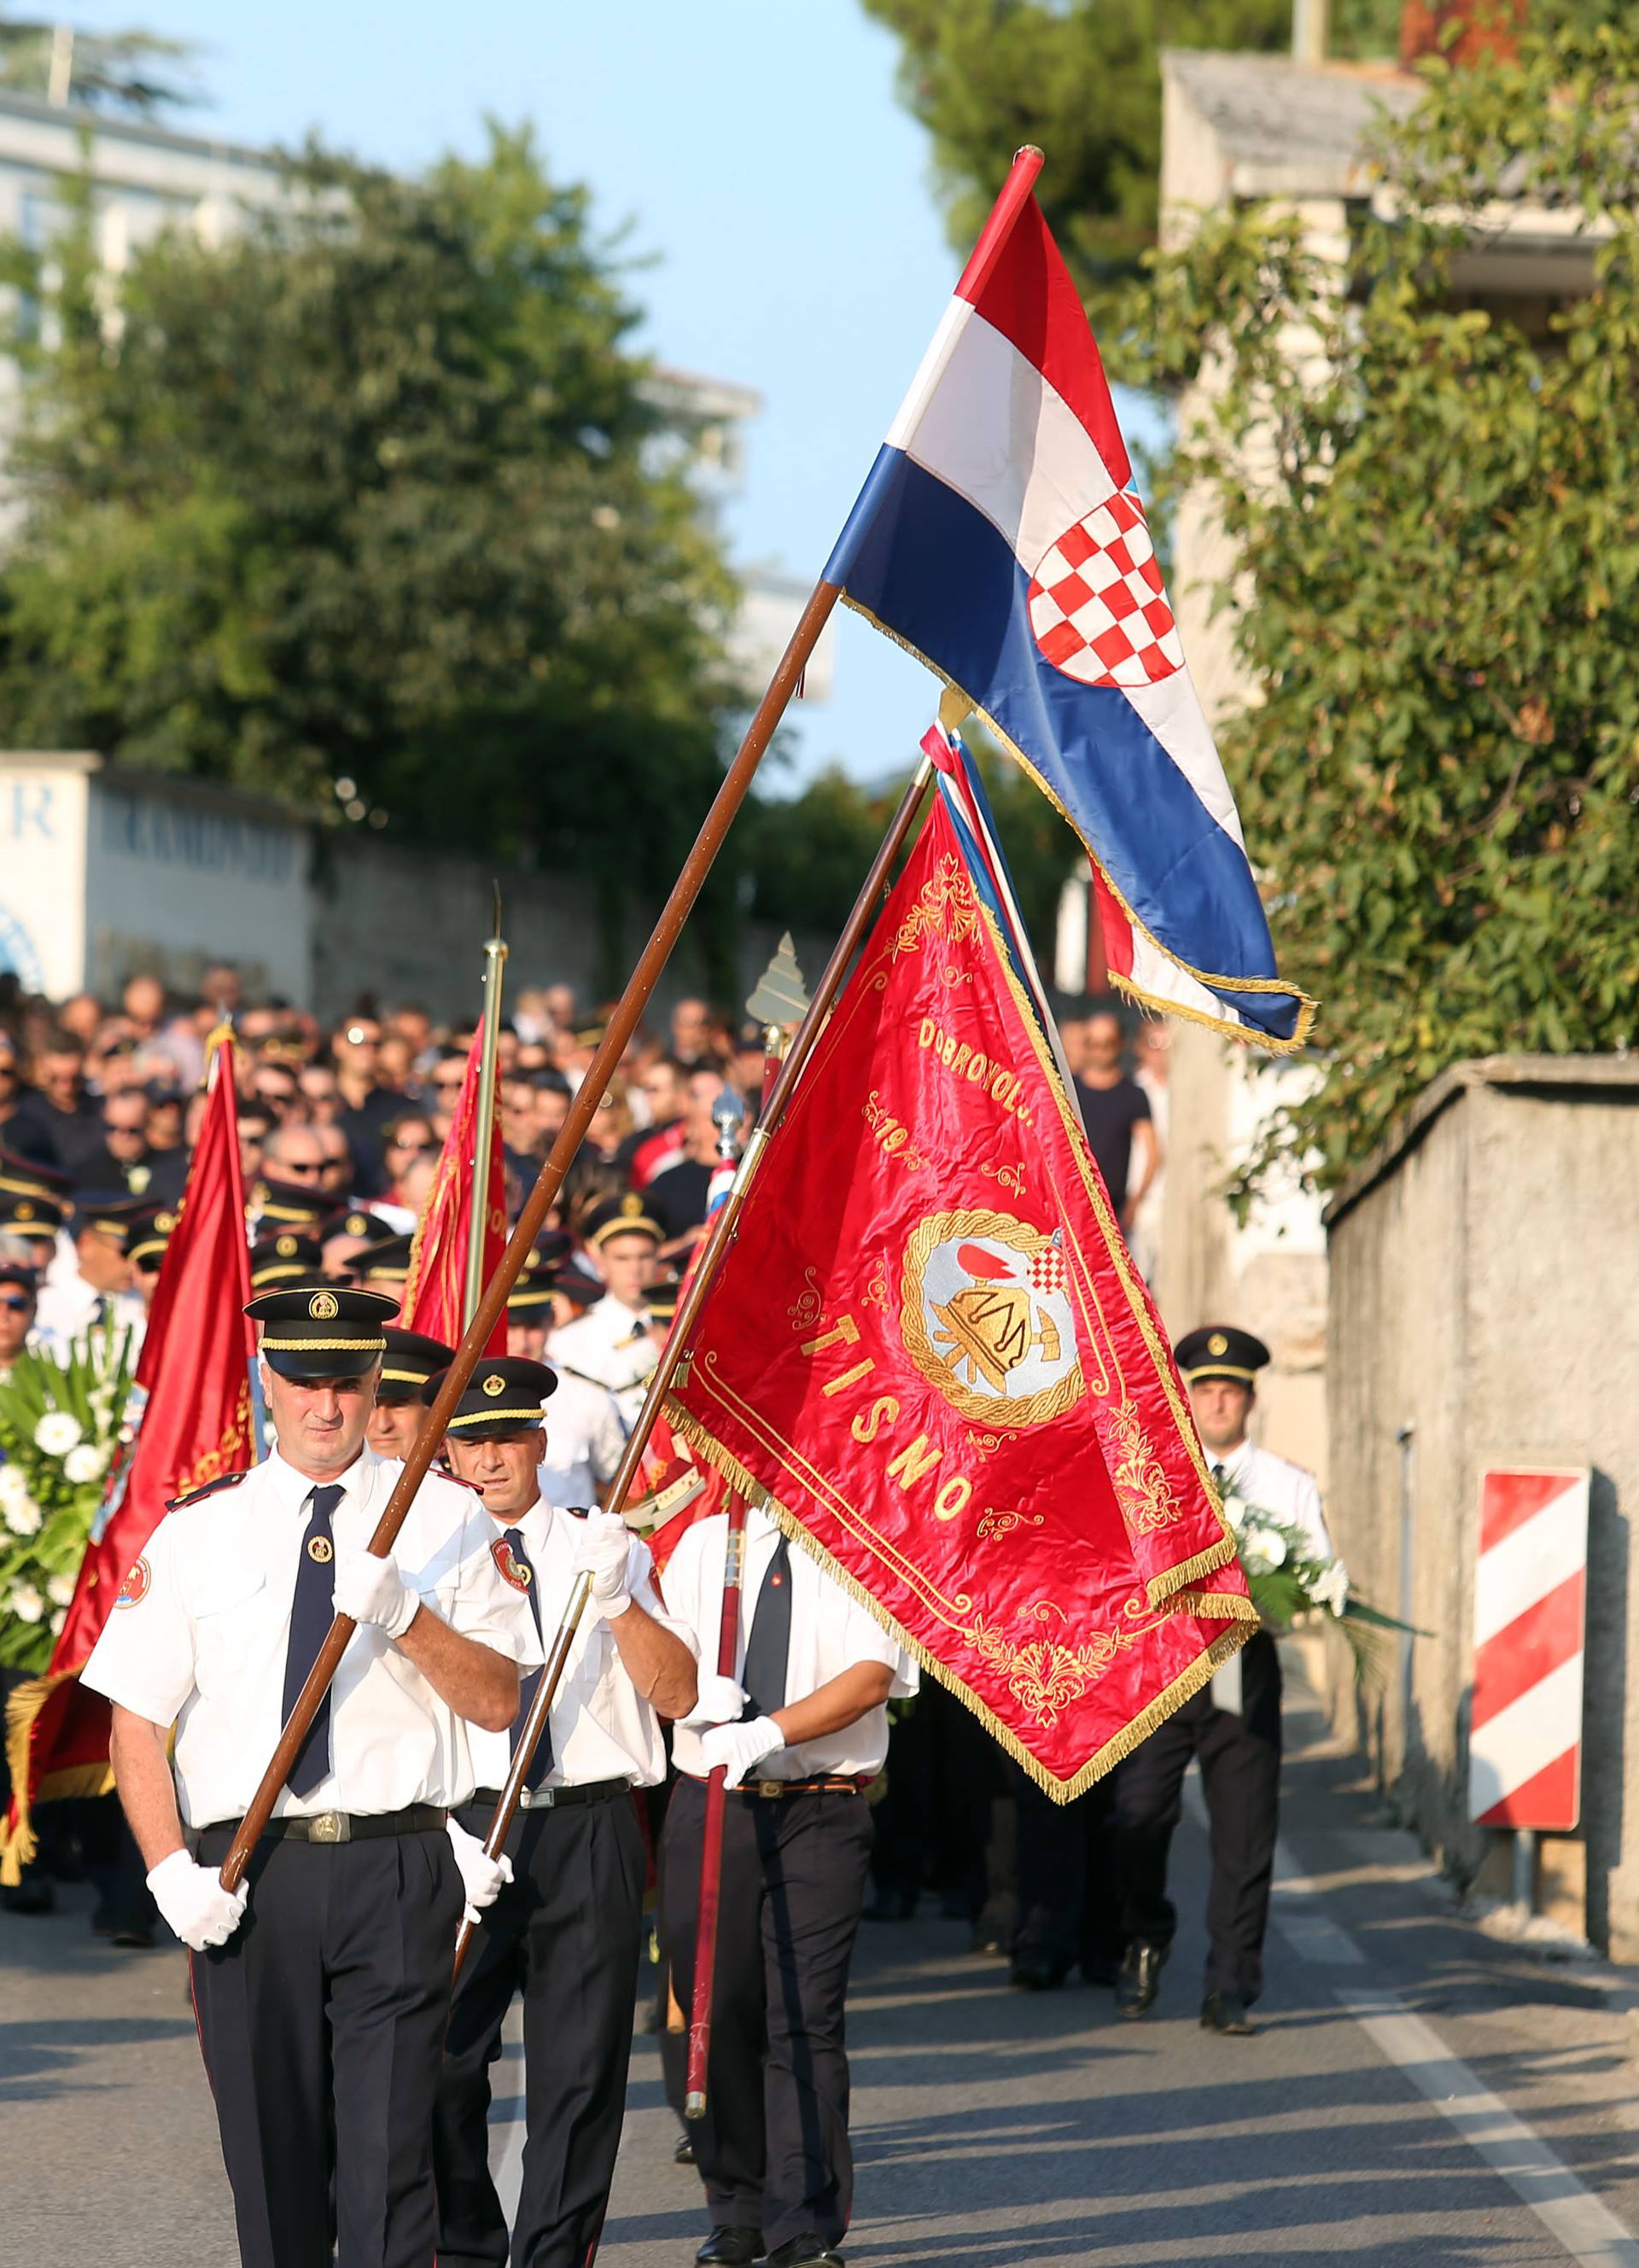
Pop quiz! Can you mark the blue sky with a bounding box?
[60,3,1144,792]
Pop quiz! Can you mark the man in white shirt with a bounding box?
[1112,1324,1331,2036]
[32,1188,148,1353]
[662,1502,919,2268]
[545,1194,663,1426]
[365,1324,454,1461]
[508,1258,627,1506]
[81,1283,540,2268]
[427,1354,698,2268]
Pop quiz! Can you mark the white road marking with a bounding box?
[1185,1766,1639,2264]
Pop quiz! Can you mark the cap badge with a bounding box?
[347,1212,368,1236]
[1207,1332,1229,1357]
[307,1535,334,1564]
[157,1212,177,1233]
[276,1233,297,1256]
[15,1201,33,1220]
[621,1192,644,1217]
[482,1373,506,1397]
[308,1290,340,1321]
[492,1536,532,1590]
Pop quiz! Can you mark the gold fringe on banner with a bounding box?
[664,1400,1252,1805]
[0,1666,112,1886]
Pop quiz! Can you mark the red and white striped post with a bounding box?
[1467,1466,1589,1908]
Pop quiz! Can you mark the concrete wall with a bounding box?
[1155,1020,1328,1484]
[1324,1058,1639,1952]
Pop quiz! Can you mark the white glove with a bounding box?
[147,1849,248,1953]
[677,1672,750,1729]
[446,1816,514,1927]
[569,1510,633,1621]
[699,1715,785,1789]
[333,1547,419,1641]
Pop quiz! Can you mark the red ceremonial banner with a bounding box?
[400,1027,507,1356]
[2,1035,256,1879]
[669,796,1254,1797]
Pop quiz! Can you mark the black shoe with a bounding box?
[1008,1944,1069,1991]
[110,1923,155,1950]
[673,2130,696,2166]
[765,2240,846,2268]
[1200,1991,1256,2036]
[3,1874,55,1916]
[1115,1941,1165,2018]
[696,2230,764,2266]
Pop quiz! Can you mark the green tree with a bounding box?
[745,733,1079,964]
[0,128,742,963]
[0,15,201,114]
[863,0,1399,292]
[1105,19,1639,1196]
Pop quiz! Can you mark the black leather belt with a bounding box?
[683,1772,872,1799]
[192,1803,447,1848]
[469,1778,630,1812]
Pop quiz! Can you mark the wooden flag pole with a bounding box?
[452,749,936,1979]
[682,1021,790,2116]
[220,579,841,1894]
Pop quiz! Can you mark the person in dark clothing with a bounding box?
[1071,1012,1158,1230]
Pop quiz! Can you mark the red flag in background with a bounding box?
[668,789,1256,1799]
[400,1027,506,1356]
[2,1034,256,1880]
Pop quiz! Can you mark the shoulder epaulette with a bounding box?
[166,1470,251,1513]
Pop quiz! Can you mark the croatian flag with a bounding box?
[825,150,1314,1052]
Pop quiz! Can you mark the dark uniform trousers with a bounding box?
[190,1822,462,2268]
[1010,1760,1124,1978]
[662,1776,873,2255]
[432,1787,646,2268]
[1111,1630,1283,2003]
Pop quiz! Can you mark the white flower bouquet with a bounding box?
[0,1321,138,1672]
[1223,1489,1423,1679]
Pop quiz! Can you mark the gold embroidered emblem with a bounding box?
[156,1211,177,1233]
[621,1192,644,1218]
[347,1212,368,1236]
[15,1201,33,1220]
[308,1290,340,1321]
[482,1373,506,1396]
[276,1233,297,1257]
[307,1536,334,1564]
[1207,1332,1228,1357]
[900,1209,1082,1429]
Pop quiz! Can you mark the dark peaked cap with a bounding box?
[246,1284,398,1379]
[424,1355,558,1437]
[1173,1325,1271,1386]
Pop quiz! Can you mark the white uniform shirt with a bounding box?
[1216,1437,1331,1562]
[465,1498,685,1791]
[33,1268,146,1357]
[81,1443,542,1829]
[664,1505,918,1782]
[547,1296,656,1428]
[539,1371,627,1509]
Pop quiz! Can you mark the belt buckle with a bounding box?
[519,1787,554,1811]
[757,1779,785,1799]
[308,1810,344,1844]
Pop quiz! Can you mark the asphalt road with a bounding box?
[7,1678,1639,2268]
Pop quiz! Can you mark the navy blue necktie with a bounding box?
[283,1484,344,1798]
[506,1529,553,1790]
[742,1533,793,1718]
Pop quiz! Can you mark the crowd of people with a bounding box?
[1,956,1259,2268]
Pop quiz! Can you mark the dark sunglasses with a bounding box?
[0,1294,32,1312]
[280,1160,326,1177]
